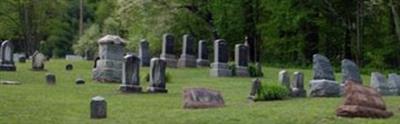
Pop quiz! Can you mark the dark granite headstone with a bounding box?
[160,33,177,68]
[196,40,209,67]
[210,39,231,77]
[138,39,151,67]
[90,96,107,119]
[178,34,196,67]
[235,44,249,76]
[147,58,167,93]
[0,40,16,71]
[45,73,56,85]
[120,54,142,93]
[66,64,73,71]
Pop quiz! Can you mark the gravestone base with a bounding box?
[0,64,16,71]
[291,88,307,97]
[196,59,210,67]
[235,66,249,77]
[147,87,168,93]
[310,79,341,97]
[120,85,142,93]
[178,54,196,68]
[161,54,177,68]
[92,60,123,83]
[210,63,231,77]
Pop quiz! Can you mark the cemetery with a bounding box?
[1,1,400,124]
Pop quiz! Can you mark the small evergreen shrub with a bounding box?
[262,84,289,100]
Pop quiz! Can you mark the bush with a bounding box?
[228,62,236,76]
[262,84,289,100]
[248,64,264,77]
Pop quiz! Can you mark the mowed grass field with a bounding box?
[0,59,399,124]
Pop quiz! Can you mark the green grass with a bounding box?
[0,59,399,124]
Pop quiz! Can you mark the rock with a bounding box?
[183,88,225,109]
[248,78,262,101]
[336,80,393,118]
[341,59,362,84]
[45,73,56,85]
[65,64,73,71]
[312,54,335,80]
[90,96,107,119]
[310,80,340,97]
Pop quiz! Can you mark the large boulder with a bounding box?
[336,80,393,118]
[310,80,341,97]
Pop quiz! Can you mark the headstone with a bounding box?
[13,53,25,62]
[183,88,225,109]
[84,48,94,60]
[388,73,400,95]
[46,73,56,85]
[210,39,231,77]
[147,58,168,93]
[76,78,85,85]
[160,33,177,68]
[341,59,362,84]
[92,35,126,83]
[0,80,21,85]
[0,40,16,71]
[31,51,46,71]
[196,40,210,67]
[120,54,142,93]
[248,78,262,101]
[138,39,151,67]
[235,44,249,76]
[178,34,196,68]
[90,96,107,119]
[336,80,393,118]
[279,70,290,91]
[18,56,26,63]
[309,54,340,97]
[370,72,396,96]
[65,54,83,61]
[66,64,73,71]
[291,72,306,97]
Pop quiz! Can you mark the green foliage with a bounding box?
[73,24,100,56]
[228,62,236,76]
[262,84,290,100]
[248,64,264,77]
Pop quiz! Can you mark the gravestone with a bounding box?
[147,58,168,93]
[0,40,16,71]
[45,73,56,85]
[120,54,142,93]
[370,72,397,96]
[160,33,177,68]
[309,54,340,97]
[210,39,231,77]
[84,48,94,60]
[178,34,196,68]
[66,64,73,71]
[196,40,209,67]
[183,88,225,109]
[90,96,107,119]
[387,73,399,95]
[336,80,393,118]
[279,70,290,91]
[92,35,126,83]
[388,73,400,95]
[341,59,362,84]
[235,44,249,76]
[138,39,151,67]
[248,78,262,101]
[18,56,26,63]
[291,72,306,97]
[31,51,46,71]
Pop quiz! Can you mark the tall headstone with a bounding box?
[90,96,107,119]
[279,70,290,91]
[235,44,249,76]
[309,54,340,97]
[341,59,362,84]
[0,40,16,71]
[291,72,306,97]
[31,51,46,71]
[147,58,168,93]
[178,34,196,68]
[92,35,125,83]
[160,33,177,68]
[196,40,209,67]
[138,39,151,67]
[120,54,142,93]
[210,39,231,77]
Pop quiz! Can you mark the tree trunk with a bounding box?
[79,0,84,36]
[243,0,260,63]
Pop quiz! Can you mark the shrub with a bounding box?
[248,64,264,77]
[263,84,289,100]
[228,62,236,76]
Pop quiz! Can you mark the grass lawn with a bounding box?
[0,59,399,124]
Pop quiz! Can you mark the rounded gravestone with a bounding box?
[90,96,107,119]
[66,64,73,71]
[45,73,56,85]
[76,78,85,85]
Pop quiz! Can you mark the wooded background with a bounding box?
[0,0,399,69]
